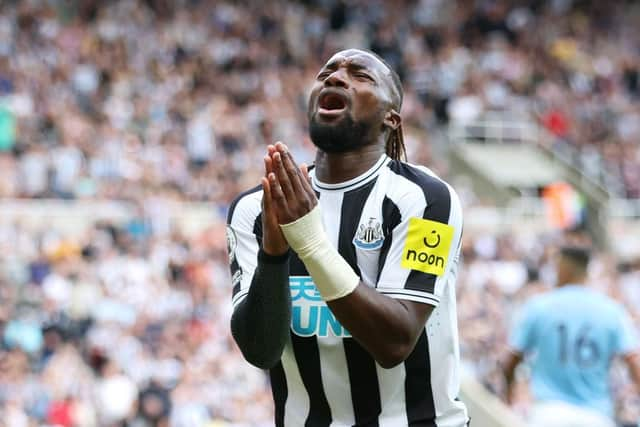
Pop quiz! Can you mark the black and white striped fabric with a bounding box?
[227,154,468,427]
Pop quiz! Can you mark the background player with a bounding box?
[503,245,640,427]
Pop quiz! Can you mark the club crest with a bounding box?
[353,218,384,250]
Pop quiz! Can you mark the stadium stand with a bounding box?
[0,0,639,425]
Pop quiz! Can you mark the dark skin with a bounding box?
[309,50,401,184]
[261,50,433,369]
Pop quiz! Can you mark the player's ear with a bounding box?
[383,109,401,131]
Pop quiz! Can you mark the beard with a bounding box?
[309,113,375,153]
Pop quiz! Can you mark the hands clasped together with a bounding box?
[261,142,318,256]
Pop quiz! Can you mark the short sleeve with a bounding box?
[613,307,639,355]
[377,168,463,308]
[509,301,539,353]
[226,187,263,310]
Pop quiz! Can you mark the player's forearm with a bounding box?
[280,206,428,368]
[625,351,640,392]
[301,250,424,367]
[230,250,291,369]
[502,351,523,403]
[503,367,516,402]
[328,285,430,368]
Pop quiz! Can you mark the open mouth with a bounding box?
[317,91,348,116]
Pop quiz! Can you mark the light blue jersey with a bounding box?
[510,285,639,417]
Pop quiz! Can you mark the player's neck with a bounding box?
[314,145,385,184]
[557,276,586,287]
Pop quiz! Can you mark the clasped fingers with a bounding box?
[268,143,318,223]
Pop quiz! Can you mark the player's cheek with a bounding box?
[357,90,383,114]
[307,86,321,110]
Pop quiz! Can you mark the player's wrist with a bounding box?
[280,205,359,301]
[258,247,290,264]
[279,205,328,260]
[261,238,290,256]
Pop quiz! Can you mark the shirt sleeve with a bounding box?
[226,188,262,310]
[613,306,640,355]
[376,176,463,307]
[509,301,539,354]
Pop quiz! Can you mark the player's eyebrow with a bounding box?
[321,58,378,76]
[320,59,342,72]
[348,61,373,72]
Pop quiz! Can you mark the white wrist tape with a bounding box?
[280,205,359,301]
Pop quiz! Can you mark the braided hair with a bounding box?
[364,50,406,161]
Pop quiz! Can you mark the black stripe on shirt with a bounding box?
[270,361,288,427]
[343,339,381,426]
[291,335,333,426]
[387,161,452,294]
[376,196,402,284]
[339,183,382,426]
[339,181,376,274]
[289,190,332,426]
[405,329,436,426]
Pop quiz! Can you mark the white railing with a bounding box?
[462,197,549,234]
[535,135,614,198]
[448,113,613,198]
[608,198,640,218]
[449,117,539,145]
[607,198,640,259]
[463,196,640,258]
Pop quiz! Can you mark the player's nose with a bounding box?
[324,68,349,89]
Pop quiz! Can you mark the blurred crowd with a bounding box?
[0,0,639,425]
[0,217,274,426]
[0,0,638,200]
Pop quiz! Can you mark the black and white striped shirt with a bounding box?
[227,154,468,426]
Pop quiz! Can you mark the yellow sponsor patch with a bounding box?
[401,217,454,276]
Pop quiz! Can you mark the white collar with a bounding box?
[311,154,390,192]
